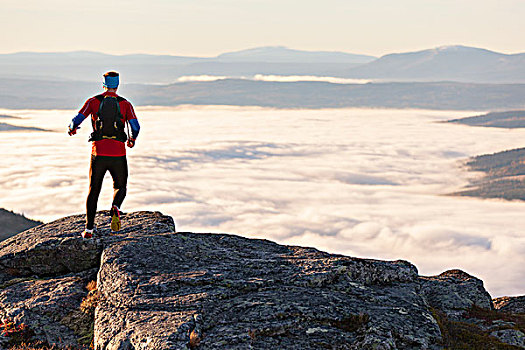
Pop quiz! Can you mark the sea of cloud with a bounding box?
[175,75,371,84]
[1,106,524,297]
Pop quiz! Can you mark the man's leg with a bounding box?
[108,156,128,209]
[86,155,107,230]
[107,156,127,232]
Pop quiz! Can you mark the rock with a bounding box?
[0,215,101,283]
[486,319,518,331]
[2,211,522,349]
[0,210,175,284]
[490,329,525,348]
[494,295,525,314]
[0,211,175,348]
[94,232,442,349]
[0,269,96,347]
[419,269,493,319]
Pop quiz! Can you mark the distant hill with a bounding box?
[0,47,374,84]
[448,110,525,128]
[0,77,101,109]
[3,77,524,111]
[449,111,525,200]
[344,45,525,83]
[0,51,205,84]
[127,80,525,110]
[0,122,48,132]
[0,208,42,241]
[2,45,525,84]
[216,46,376,63]
[452,148,525,201]
[0,114,20,119]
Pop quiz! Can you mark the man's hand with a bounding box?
[127,138,136,148]
[68,127,77,136]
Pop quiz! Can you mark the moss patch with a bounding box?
[60,280,99,347]
[465,305,525,332]
[431,307,523,349]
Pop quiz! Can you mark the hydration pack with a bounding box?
[89,95,128,143]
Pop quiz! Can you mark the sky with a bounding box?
[1,107,524,297]
[0,0,524,57]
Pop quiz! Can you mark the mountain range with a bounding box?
[1,45,525,84]
[215,46,376,63]
[0,46,375,84]
[344,45,525,83]
[2,45,525,110]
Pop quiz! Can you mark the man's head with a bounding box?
[103,71,119,91]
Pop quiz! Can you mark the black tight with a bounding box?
[86,155,128,229]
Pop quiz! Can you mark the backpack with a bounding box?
[88,94,128,143]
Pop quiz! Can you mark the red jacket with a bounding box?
[78,92,139,157]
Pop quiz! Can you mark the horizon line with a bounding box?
[1,44,524,59]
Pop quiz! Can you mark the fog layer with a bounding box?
[1,106,524,296]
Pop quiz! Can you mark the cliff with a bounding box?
[0,211,523,349]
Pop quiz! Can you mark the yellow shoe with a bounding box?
[110,205,121,233]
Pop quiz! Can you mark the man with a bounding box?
[68,71,140,238]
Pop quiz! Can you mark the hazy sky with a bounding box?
[0,0,524,56]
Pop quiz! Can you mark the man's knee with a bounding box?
[112,177,127,191]
[113,185,127,192]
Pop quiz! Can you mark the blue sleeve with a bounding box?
[69,113,87,130]
[129,119,140,139]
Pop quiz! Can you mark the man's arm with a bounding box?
[126,102,140,147]
[68,98,94,135]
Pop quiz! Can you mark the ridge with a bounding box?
[0,211,523,349]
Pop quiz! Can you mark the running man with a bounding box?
[68,71,140,238]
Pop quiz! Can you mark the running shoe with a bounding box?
[82,228,94,239]
[110,205,121,233]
